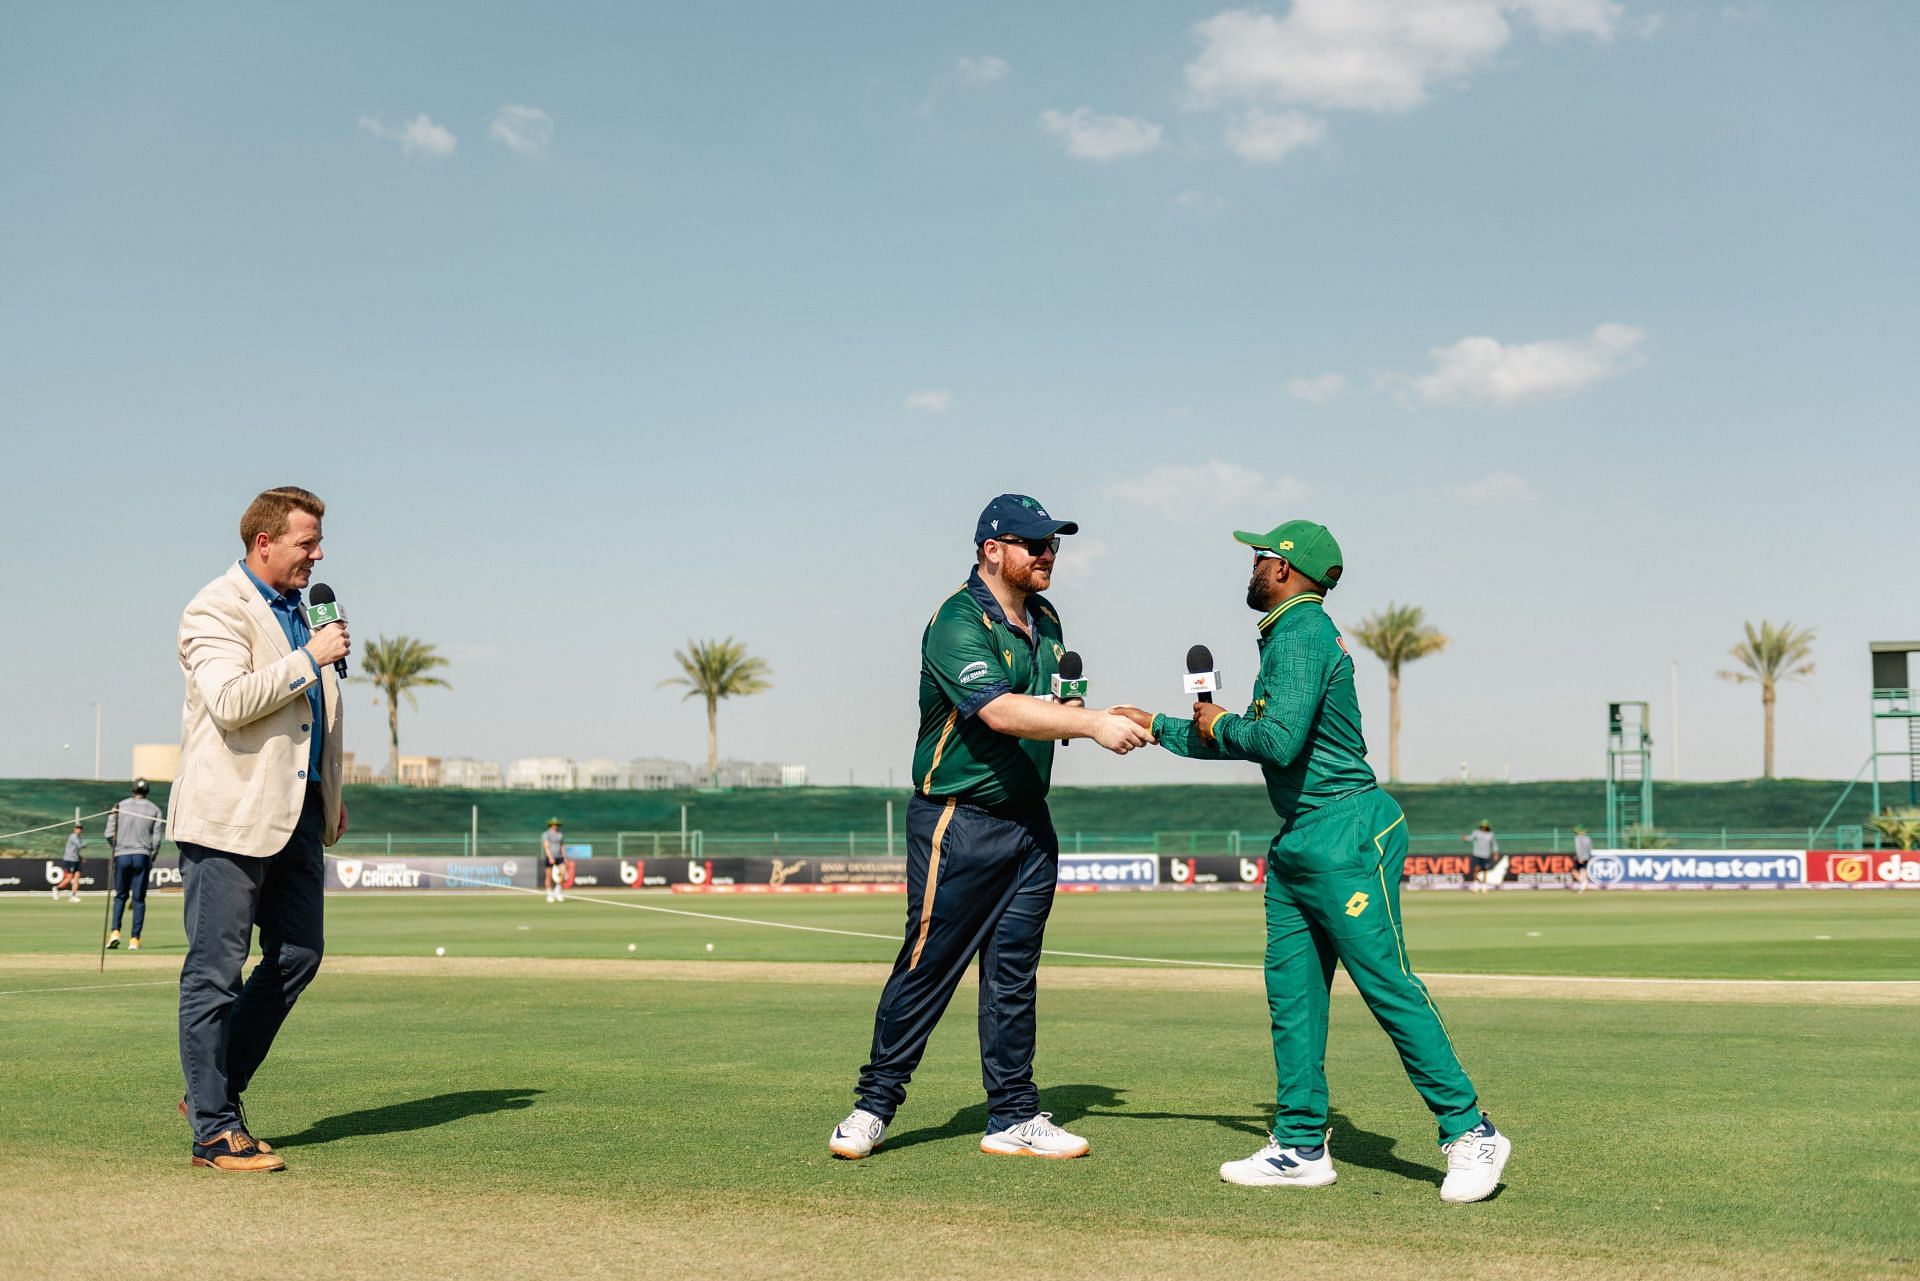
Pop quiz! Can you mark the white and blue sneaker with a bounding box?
[980,1112,1089,1159]
[1220,1132,1337,1187]
[1440,1116,1511,1204]
[828,1108,888,1159]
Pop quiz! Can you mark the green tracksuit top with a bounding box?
[1153,593,1376,819]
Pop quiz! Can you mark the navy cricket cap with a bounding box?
[974,494,1079,545]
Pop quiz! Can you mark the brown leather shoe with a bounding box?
[191,1130,285,1172]
[181,1098,273,1153]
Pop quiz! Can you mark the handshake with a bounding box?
[1097,702,1226,754]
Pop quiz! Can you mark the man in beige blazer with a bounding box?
[170,485,349,1172]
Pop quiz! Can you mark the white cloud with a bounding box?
[1185,1,1620,115]
[1408,322,1646,407]
[1447,470,1538,503]
[1038,107,1164,160]
[1287,373,1348,404]
[955,55,1010,83]
[903,389,953,413]
[1636,12,1667,38]
[490,104,554,155]
[1175,190,1227,214]
[357,113,457,157]
[1105,460,1309,521]
[1224,108,1327,163]
[1045,536,1108,588]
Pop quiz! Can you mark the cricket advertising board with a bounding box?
[0,857,186,892]
[1806,851,1920,885]
[1403,854,1474,889]
[326,856,539,892]
[1058,854,1159,889]
[1163,855,1266,887]
[1585,850,1805,888]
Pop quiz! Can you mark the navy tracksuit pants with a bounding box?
[111,854,154,936]
[855,793,1058,1132]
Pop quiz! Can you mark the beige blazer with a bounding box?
[167,562,344,858]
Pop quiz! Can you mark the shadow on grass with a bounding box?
[1076,1099,1444,1187]
[272,1088,542,1149]
[884,1083,1135,1153]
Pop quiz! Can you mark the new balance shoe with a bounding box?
[1440,1116,1511,1204]
[191,1130,285,1173]
[828,1108,888,1159]
[128,937,141,950]
[980,1113,1089,1159]
[107,931,121,949]
[1220,1133,1337,1188]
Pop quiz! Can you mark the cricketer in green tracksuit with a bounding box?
[1148,521,1488,1154]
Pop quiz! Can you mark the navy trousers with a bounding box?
[855,793,1058,1131]
[178,786,326,1142]
[110,854,153,936]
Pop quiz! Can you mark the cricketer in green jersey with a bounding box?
[1118,519,1513,1204]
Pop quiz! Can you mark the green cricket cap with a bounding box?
[1232,520,1344,588]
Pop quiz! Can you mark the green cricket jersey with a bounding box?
[1154,593,1376,820]
[912,567,1066,808]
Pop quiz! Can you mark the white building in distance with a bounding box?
[440,757,503,789]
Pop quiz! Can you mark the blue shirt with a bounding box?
[240,560,324,778]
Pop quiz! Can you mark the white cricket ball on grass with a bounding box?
[435,946,445,956]
[705,942,714,953]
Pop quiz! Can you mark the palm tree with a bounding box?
[355,635,452,783]
[1717,620,1815,779]
[1350,603,1448,783]
[660,638,772,786]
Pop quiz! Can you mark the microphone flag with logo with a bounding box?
[1185,644,1219,703]
[306,583,348,679]
[1052,650,1086,746]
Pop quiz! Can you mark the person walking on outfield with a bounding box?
[1463,820,1499,894]
[107,778,165,949]
[1572,825,1594,893]
[56,823,86,901]
[829,494,1153,1162]
[1114,520,1512,1203]
[169,485,348,1173]
[543,819,567,902]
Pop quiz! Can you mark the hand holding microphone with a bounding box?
[1052,651,1088,746]
[305,583,351,677]
[1185,644,1226,745]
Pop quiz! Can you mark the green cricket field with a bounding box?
[2,888,1915,1280]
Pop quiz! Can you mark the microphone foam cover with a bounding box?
[308,582,337,605]
[1186,644,1214,673]
[1058,650,1083,679]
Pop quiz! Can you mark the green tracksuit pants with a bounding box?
[1263,787,1483,1148]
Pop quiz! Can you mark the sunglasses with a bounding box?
[1253,548,1286,561]
[996,535,1061,555]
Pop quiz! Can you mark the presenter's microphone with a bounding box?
[1051,650,1087,747]
[1184,644,1220,703]
[306,583,348,679]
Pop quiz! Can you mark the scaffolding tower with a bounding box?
[1605,700,1654,848]
[1870,642,1920,828]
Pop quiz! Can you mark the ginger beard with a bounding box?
[1001,550,1053,593]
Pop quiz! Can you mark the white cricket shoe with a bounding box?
[828,1108,888,1159]
[69,893,81,902]
[554,890,564,902]
[980,1113,1089,1159]
[1440,1117,1511,1204]
[1219,1133,1337,1187]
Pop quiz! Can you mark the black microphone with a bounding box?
[1185,644,1220,703]
[1052,650,1086,747]
[306,583,348,679]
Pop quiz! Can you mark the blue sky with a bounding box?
[2,1,1913,791]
